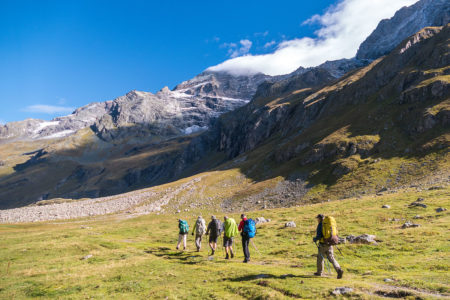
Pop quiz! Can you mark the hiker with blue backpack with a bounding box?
[176,219,189,251]
[239,214,256,263]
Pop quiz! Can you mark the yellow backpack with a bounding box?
[322,216,339,245]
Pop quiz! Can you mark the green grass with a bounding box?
[0,187,448,299]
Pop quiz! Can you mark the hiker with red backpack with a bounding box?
[239,214,256,263]
[206,216,222,255]
[176,219,189,251]
[191,216,206,252]
[313,214,344,279]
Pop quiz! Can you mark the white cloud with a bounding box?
[208,0,417,76]
[222,39,253,58]
[264,41,276,48]
[23,105,75,114]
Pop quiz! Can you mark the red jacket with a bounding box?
[238,218,247,231]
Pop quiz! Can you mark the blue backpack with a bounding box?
[179,220,189,234]
[243,219,256,238]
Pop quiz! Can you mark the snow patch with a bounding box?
[34,121,60,133]
[183,125,208,135]
[42,130,75,139]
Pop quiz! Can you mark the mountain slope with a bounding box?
[176,24,449,208]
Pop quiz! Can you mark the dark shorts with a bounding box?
[223,236,233,247]
[209,235,218,243]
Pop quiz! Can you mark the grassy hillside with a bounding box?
[0,187,448,299]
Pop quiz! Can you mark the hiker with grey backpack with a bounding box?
[191,216,206,252]
[205,216,222,255]
[176,219,189,251]
[313,214,344,279]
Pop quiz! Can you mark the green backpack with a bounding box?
[179,220,189,234]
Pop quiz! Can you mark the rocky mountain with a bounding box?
[0,0,449,209]
[0,71,272,142]
[176,24,449,208]
[356,0,450,59]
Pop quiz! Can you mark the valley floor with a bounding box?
[0,187,448,299]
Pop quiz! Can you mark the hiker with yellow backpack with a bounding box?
[313,214,344,279]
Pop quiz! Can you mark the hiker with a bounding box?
[192,216,206,252]
[223,216,239,259]
[313,214,344,279]
[238,214,251,263]
[176,219,189,251]
[206,215,222,255]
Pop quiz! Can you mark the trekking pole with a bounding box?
[250,239,261,255]
[335,245,344,257]
[314,241,331,275]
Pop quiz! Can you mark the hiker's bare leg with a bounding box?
[182,234,187,250]
[177,234,183,249]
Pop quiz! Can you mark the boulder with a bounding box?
[332,287,353,295]
[81,254,93,260]
[346,234,377,244]
[382,204,390,209]
[285,221,296,228]
[401,221,420,229]
[255,217,270,224]
[436,207,447,213]
[409,202,427,208]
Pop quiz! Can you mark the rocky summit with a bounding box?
[356,0,450,60]
[0,71,272,142]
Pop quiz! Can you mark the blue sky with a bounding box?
[0,0,415,123]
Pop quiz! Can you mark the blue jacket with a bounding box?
[313,222,323,242]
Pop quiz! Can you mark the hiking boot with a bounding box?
[243,259,249,263]
[230,251,234,258]
[211,249,215,255]
[337,269,344,279]
[225,254,229,259]
[196,247,200,252]
[313,272,322,276]
[176,246,179,250]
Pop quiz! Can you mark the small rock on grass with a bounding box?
[413,215,423,219]
[384,278,394,282]
[285,221,296,228]
[408,202,427,208]
[332,287,353,295]
[346,234,377,244]
[436,207,447,213]
[401,221,420,229]
[81,254,93,260]
[382,205,390,209]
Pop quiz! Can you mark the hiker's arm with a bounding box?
[192,223,196,235]
[206,223,210,235]
[313,223,323,242]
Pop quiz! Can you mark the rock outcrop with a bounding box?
[356,0,450,60]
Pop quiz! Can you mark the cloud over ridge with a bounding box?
[23,105,75,114]
[208,0,417,76]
